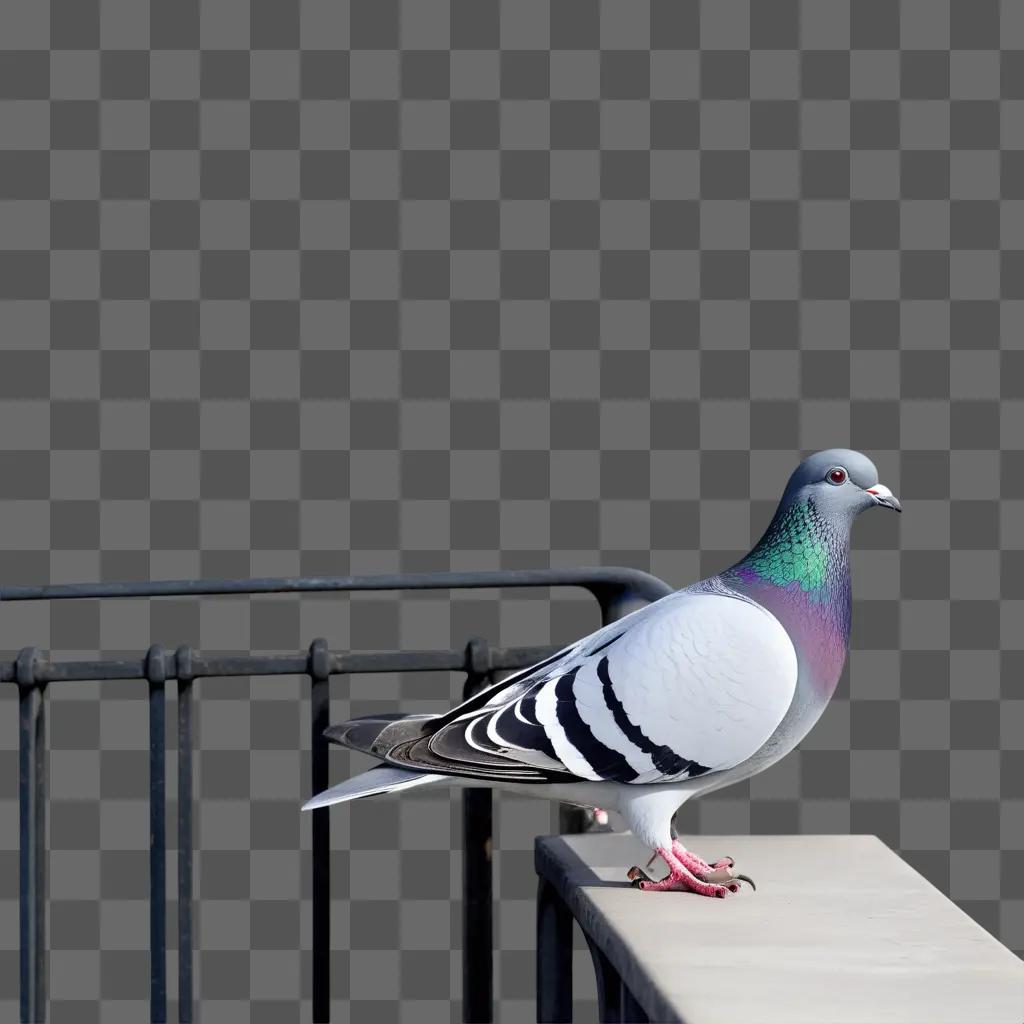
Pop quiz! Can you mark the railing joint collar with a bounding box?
[15,647,38,688]
[146,644,167,684]
[466,637,491,677]
[309,638,330,680]
[174,645,195,682]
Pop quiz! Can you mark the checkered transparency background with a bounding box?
[0,0,1021,1020]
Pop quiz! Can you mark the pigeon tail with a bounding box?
[302,765,444,811]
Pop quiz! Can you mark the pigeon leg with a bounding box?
[627,847,740,898]
[670,841,754,889]
[671,842,715,875]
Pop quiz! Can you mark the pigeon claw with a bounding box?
[701,864,756,890]
[703,865,735,883]
[627,865,654,888]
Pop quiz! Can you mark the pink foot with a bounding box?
[627,847,739,898]
[671,841,714,876]
[640,871,738,897]
[669,842,752,889]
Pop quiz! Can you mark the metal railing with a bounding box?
[537,876,650,1023]
[3,567,674,1023]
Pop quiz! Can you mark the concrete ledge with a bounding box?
[536,833,1024,1024]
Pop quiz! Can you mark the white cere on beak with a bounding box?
[865,483,902,512]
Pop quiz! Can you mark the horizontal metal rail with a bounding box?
[0,567,670,605]
[2,644,563,687]
[4,567,674,1024]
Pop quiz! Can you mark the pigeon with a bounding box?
[303,449,900,897]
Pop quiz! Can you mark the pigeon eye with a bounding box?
[827,467,847,485]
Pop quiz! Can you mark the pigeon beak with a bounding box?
[866,483,902,513]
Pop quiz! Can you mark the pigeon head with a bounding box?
[779,448,901,522]
[722,449,897,684]
[725,448,900,599]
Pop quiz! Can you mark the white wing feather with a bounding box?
[407,589,798,787]
[529,590,798,783]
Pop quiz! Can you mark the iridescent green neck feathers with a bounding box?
[741,499,835,593]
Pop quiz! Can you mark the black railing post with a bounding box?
[584,934,623,1023]
[147,645,167,1023]
[536,878,573,1023]
[174,646,195,1023]
[17,647,45,1024]
[309,638,331,1024]
[621,984,650,1022]
[462,638,493,1024]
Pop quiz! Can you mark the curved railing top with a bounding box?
[0,566,675,606]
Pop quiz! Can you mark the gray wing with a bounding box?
[363,597,674,783]
[397,590,797,786]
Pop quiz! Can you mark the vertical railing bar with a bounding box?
[536,877,574,1023]
[309,638,331,1024]
[461,638,493,1024]
[175,646,195,1023]
[621,983,650,1023]
[147,645,167,1024]
[17,646,43,1024]
[18,678,32,1024]
[33,679,46,1021]
[584,933,622,1023]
